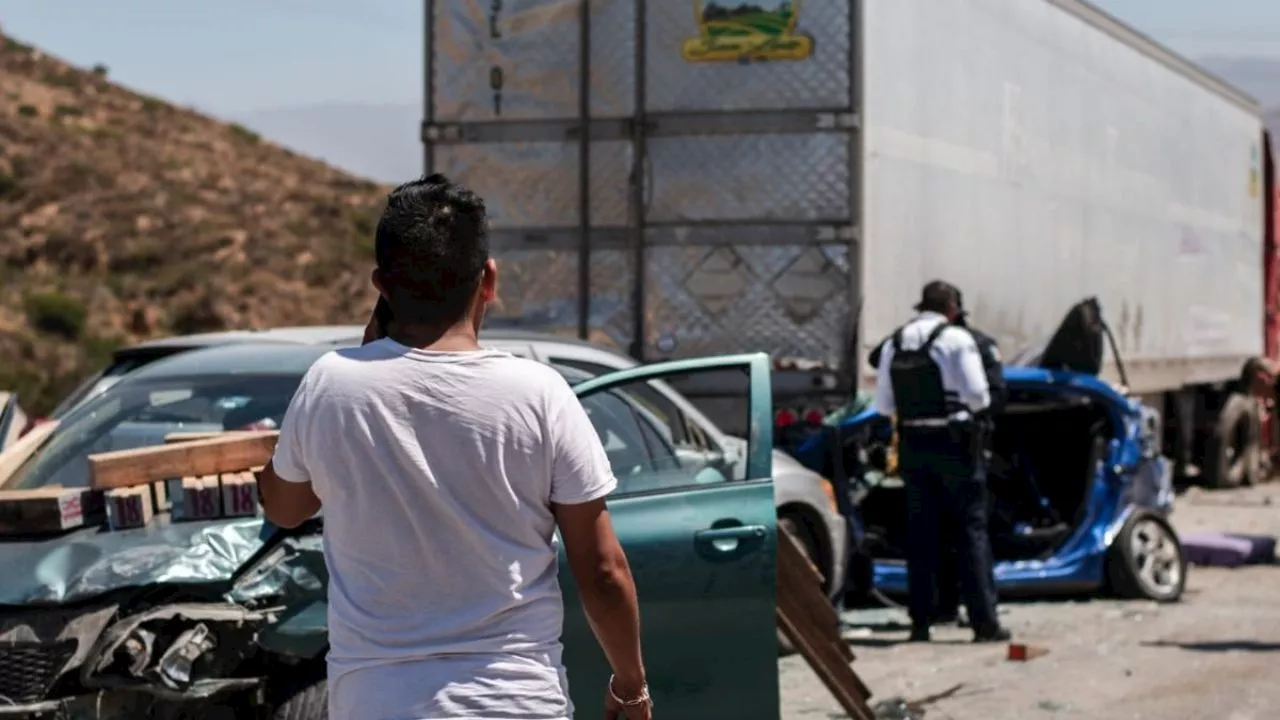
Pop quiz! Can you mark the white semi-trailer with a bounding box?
[423,0,1275,485]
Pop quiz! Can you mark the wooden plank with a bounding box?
[221,472,259,517]
[776,531,855,664]
[106,486,155,530]
[88,432,279,490]
[0,487,104,534]
[777,526,875,720]
[164,431,262,445]
[0,419,61,489]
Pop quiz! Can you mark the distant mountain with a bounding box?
[0,33,387,412]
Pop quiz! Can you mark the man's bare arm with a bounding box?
[257,460,321,528]
[553,497,646,696]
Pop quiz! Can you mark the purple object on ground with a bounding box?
[1180,532,1254,568]
[1224,534,1278,565]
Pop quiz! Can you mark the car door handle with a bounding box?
[695,525,768,542]
[694,523,768,560]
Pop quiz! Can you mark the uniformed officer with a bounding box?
[873,280,1010,643]
[934,296,1006,626]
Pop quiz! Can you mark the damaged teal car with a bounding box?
[0,343,780,719]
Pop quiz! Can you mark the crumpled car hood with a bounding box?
[0,516,271,605]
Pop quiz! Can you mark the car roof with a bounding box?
[120,326,617,354]
[122,325,367,352]
[119,340,603,386]
[120,342,339,382]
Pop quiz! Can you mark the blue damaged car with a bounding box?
[786,298,1186,604]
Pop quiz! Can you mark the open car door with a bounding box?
[561,353,778,718]
[1009,297,1108,375]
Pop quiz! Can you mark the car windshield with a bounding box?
[8,373,304,491]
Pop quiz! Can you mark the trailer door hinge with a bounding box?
[421,122,463,143]
[816,112,859,130]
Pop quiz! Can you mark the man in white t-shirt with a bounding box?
[257,174,651,720]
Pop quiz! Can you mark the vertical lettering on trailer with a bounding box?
[490,0,504,116]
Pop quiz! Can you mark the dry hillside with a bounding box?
[0,31,389,413]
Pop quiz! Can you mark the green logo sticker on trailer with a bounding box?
[681,1,814,63]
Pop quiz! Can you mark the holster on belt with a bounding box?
[947,419,983,460]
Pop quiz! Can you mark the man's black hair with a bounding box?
[914,280,961,315]
[374,173,489,327]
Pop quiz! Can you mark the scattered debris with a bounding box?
[1181,532,1278,567]
[872,697,925,720]
[871,684,966,720]
[1007,643,1050,662]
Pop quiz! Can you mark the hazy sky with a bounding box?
[0,0,1278,115]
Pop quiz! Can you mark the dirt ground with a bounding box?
[779,484,1280,720]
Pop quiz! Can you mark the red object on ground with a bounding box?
[1007,643,1049,662]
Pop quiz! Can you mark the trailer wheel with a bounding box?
[1205,393,1262,489]
[1107,511,1186,603]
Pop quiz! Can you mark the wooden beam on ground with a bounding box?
[777,527,875,720]
[89,431,279,490]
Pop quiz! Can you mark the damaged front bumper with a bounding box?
[0,525,330,716]
[0,602,270,717]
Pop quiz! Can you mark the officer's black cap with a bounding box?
[914,280,962,314]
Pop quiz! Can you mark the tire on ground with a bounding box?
[1106,510,1187,603]
[1204,392,1262,489]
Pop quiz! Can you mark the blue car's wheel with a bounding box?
[1107,511,1186,603]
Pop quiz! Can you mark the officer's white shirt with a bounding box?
[873,311,991,418]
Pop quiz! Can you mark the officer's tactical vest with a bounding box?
[889,323,956,422]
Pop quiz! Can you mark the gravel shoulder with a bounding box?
[780,485,1280,720]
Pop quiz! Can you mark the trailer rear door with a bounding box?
[425,0,858,367]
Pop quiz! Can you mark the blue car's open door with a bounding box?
[561,353,779,718]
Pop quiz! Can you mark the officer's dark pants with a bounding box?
[900,427,1000,634]
[936,519,962,621]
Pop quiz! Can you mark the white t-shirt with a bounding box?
[270,339,617,720]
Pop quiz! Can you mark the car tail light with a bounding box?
[803,408,825,426]
[775,409,798,428]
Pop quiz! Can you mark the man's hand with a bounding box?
[362,296,392,345]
